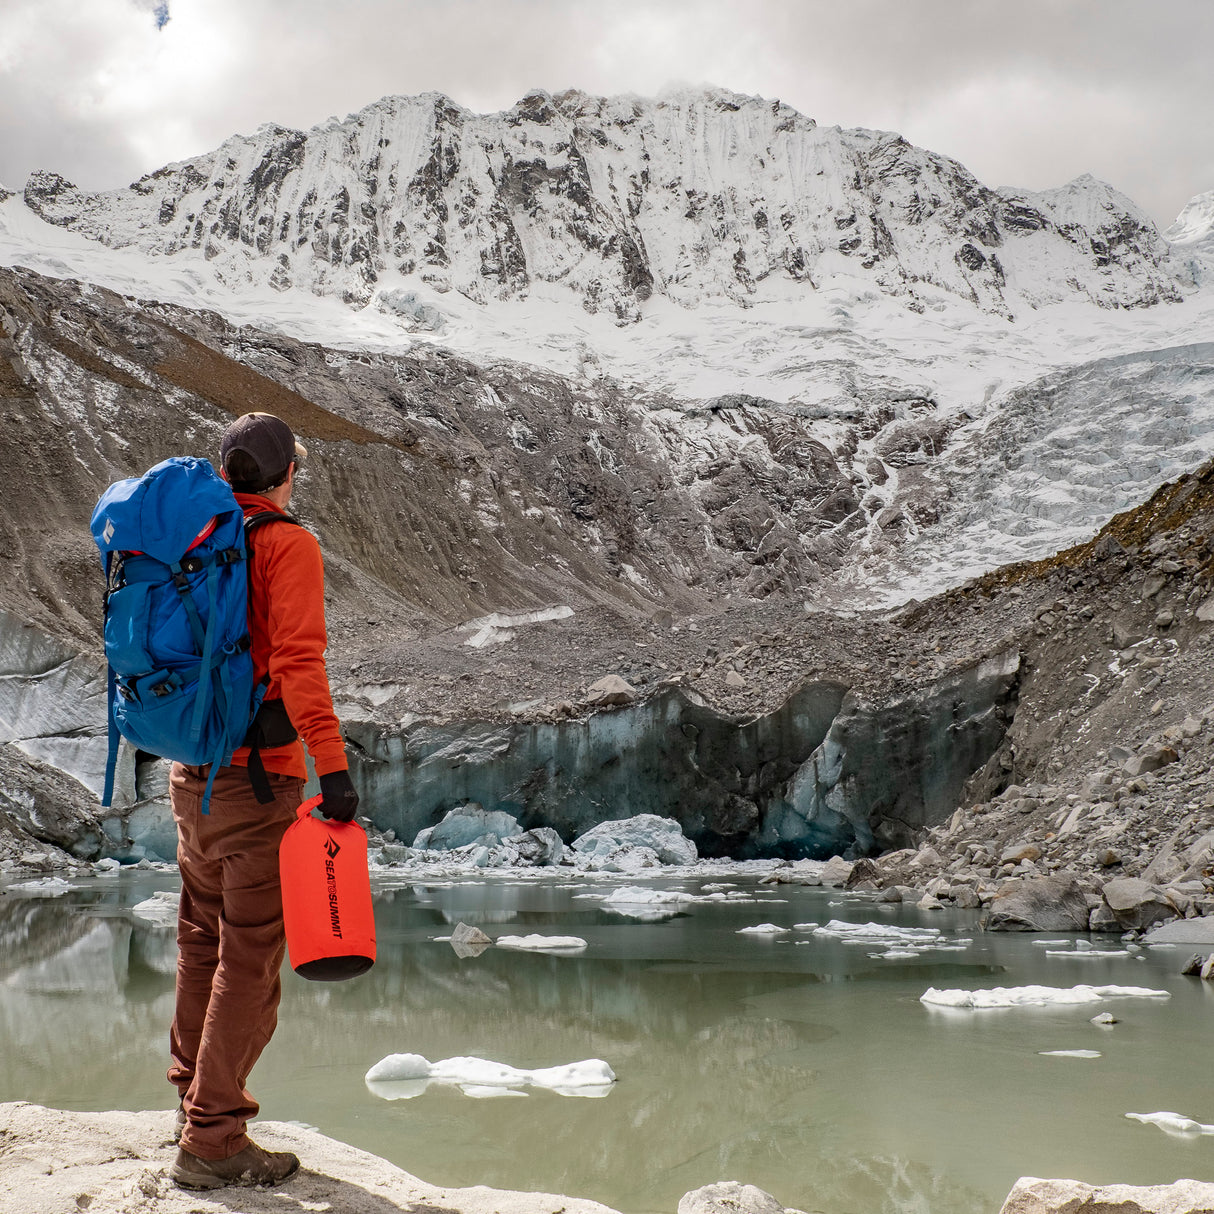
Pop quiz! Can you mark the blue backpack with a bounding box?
[91,456,293,813]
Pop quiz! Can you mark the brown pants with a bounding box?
[167,762,303,1160]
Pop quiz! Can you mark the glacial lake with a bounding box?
[1,869,1210,1214]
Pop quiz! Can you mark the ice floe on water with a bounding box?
[5,877,72,898]
[1041,939,1132,958]
[1126,1111,1214,1137]
[590,885,694,921]
[1039,1050,1102,1059]
[574,883,767,921]
[921,984,1170,1009]
[494,934,588,953]
[1044,947,1132,958]
[807,920,972,959]
[737,923,789,935]
[365,1053,616,1100]
[130,891,178,929]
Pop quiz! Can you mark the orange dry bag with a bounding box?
[279,793,376,981]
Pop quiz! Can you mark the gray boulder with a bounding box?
[985,874,1090,932]
[845,857,883,890]
[584,675,637,707]
[999,1177,1214,1214]
[1123,744,1179,777]
[449,922,492,958]
[1102,877,1177,932]
[819,855,855,887]
[1146,917,1214,945]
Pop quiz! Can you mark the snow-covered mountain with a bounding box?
[1167,189,1214,285]
[19,87,1185,322]
[2,86,1213,608]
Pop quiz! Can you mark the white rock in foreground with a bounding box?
[0,1101,623,1213]
[365,1053,615,1099]
[999,1176,1214,1214]
[678,1179,795,1213]
[921,984,1170,1009]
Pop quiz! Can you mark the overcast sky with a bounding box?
[1,0,1210,228]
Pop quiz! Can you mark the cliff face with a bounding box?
[20,88,1183,320]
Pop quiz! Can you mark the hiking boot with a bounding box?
[169,1140,300,1190]
[172,1104,186,1143]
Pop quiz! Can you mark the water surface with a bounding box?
[1,871,1210,1214]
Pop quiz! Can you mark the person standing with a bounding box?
[168,412,359,1190]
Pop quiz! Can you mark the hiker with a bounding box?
[167,412,359,1190]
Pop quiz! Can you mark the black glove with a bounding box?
[318,769,359,822]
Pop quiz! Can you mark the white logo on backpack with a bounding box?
[102,518,114,543]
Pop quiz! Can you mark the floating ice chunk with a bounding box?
[814,920,943,946]
[1039,1050,1102,1058]
[365,1053,615,1100]
[921,984,1170,1009]
[1091,1013,1119,1026]
[598,886,691,921]
[1045,948,1131,957]
[598,886,690,905]
[130,890,178,929]
[495,934,588,952]
[1032,940,1072,947]
[737,923,788,935]
[1126,1111,1214,1137]
[5,877,72,897]
[874,949,921,959]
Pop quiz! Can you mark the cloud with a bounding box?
[0,0,1208,223]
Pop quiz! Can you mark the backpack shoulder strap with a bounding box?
[241,507,305,805]
[243,507,302,541]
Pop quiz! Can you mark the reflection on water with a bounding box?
[0,875,1210,1214]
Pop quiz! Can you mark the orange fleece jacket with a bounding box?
[228,494,348,781]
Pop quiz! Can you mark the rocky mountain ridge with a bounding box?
[19,87,1186,323]
[4,246,1214,892]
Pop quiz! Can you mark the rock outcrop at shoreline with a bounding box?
[0,1101,623,1214]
